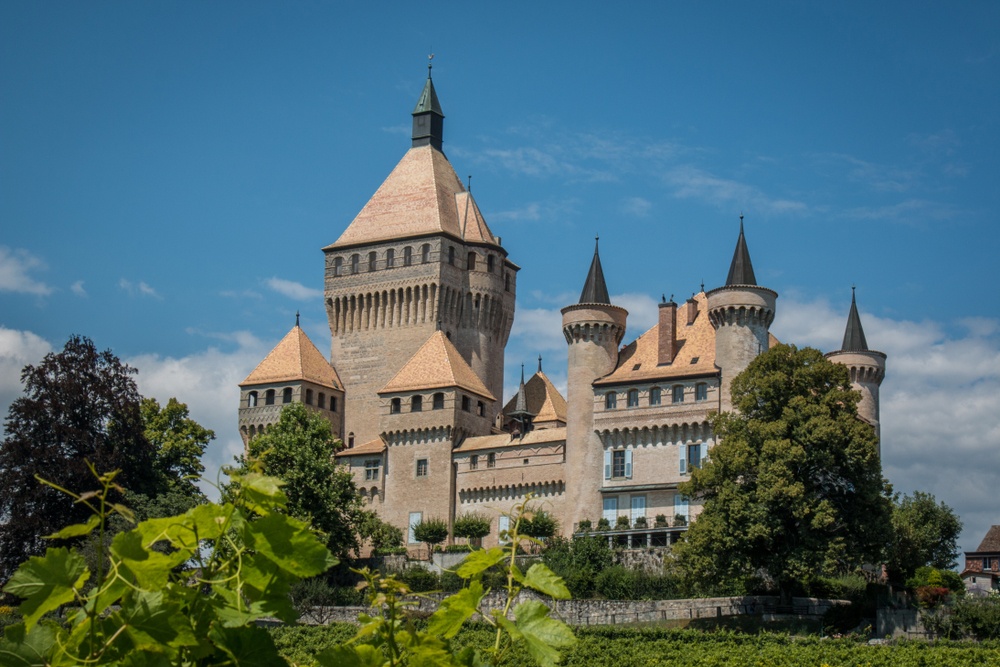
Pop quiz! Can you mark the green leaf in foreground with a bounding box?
[522,563,571,600]
[3,547,89,630]
[44,515,101,540]
[428,580,485,638]
[514,599,576,667]
[455,547,506,579]
[0,623,58,667]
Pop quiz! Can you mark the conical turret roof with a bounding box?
[379,330,495,400]
[412,74,443,116]
[579,238,611,304]
[725,217,757,286]
[840,288,870,352]
[240,324,341,389]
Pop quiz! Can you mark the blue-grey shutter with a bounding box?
[604,450,611,480]
[679,443,687,474]
[625,449,633,479]
[700,443,708,467]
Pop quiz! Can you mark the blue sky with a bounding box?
[2,2,998,560]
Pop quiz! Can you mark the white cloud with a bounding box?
[220,289,263,300]
[119,279,162,299]
[612,292,659,339]
[0,327,53,424]
[0,246,53,295]
[622,196,652,217]
[70,280,87,297]
[509,305,566,353]
[664,166,808,215]
[845,199,961,223]
[265,277,322,301]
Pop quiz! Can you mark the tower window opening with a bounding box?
[649,387,661,406]
[411,395,423,412]
[605,392,617,410]
[282,387,292,404]
[627,389,639,408]
[305,389,314,405]
[265,389,275,405]
[247,391,258,408]
[348,432,355,448]
[433,392,445,409]
[330,396,338,412]
[421,244,430,264]
[470,455,479,470]
[416,459,428,477]
[351,254,359,274]
[467,252,476,270]
[404,246,412,266]
[462,395,471,412]
[477,400,485,417]
[368,251,377,272]
[318,392,326,409]
[386,248,395,268]
[504,273,510,291]
[696,383,708,401]
[334,257,343,276]
[487,453,496,468]
[390,398,401,414]
[672,385,685,404]
[487,255,495,273]
[448,247,455,265]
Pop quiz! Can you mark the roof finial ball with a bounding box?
[538,355,543,373]
[427,52,434,78]
[295,311,300,327]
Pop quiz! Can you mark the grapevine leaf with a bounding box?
[3,547,89,631]
[116,590,197,651]
[237,473,288,515]
[315,644,384,667]
[522,563,571,600]
[238,553,297,624]
[44,515,100,540]
[244,513,336,578]
[0,622,57,667]
[455,548,506,579]
[111,530,188,589]
[209,625,287,667]
[513,600,575,667]
[427,580,485,638]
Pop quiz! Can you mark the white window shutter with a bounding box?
[604,450,611,480]
[674,495,689,518]
[498,515,510,544]
[625,449,633,479]
[679,443,686,474]
[700,443,707,466]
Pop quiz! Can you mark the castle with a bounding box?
[237,70,886,551]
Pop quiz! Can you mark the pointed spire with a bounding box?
[412,55,445,149]
[725,214,758,286]
[579,236,611,304]
[841,286,870,352]
[295,311,300,327]
[537,355,543,374]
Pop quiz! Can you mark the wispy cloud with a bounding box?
[0,327,53,418]
[119,279,161,299]
[845,199,962,223]
[0,246,53,296]
[621,196,652,217]
[488,199,579,224]
[664,166,808,215]
[265,277,322,301]
[220,289,263,300]
[70,280,87,297]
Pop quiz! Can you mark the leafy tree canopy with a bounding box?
[674,343,893,601]
[0,335,158,579]
[234,402,363,559]
[889,491,963,582]
[453,512,492,541]
[413,517,449,556]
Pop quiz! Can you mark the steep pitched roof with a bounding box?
[412,74,443,116]
[975,526,1000,553]
[579,238,611,304]
[454,191,498,245]
[240,325,341,389]
[840,288,870,352]
[379,330,495,400]
[503,371,567,424]
[454,427,567,453]
[334,437,387,458]
[595,292,717,385]
[725,217,757,287]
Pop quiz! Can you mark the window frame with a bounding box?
[672,385,685,404]
[411,395,423,412]
[604,392,617,410]
[627,389,639,408]
[649,386,661,406]
[364,459,381,481]
[416,458,428,477]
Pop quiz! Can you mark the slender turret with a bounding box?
[562,238,627,531]
[825,288,887,452]
[706,217,777,410]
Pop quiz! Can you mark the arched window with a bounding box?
[368,251,377,272]
[330,396,338,412]
[390,398,401,414]
[672,385,685,403]
[467,252,476,270]
[348,433,354,448]
[248,425,256,438]
[477,400,485,417]
[627,389,639,408]
[411,395,423,412]
[386,248,395,268]
[265,389,275,405]
[404,246,412,266]
[305,388,313,405]
[649,387,661,406]
[318,392,326,409]
[433,392,445,410]
[487,255,495,273]
[247,391,258,407]
[696,383,708,401]
[448,247,455,265]
[334,257,343,276]
[282,387,293,404]
[351,254,359,274]
[605,392,617,409]
[421,244,430,264]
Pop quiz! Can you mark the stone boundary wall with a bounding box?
[300,591,847,626]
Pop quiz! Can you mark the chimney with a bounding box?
[686,296,699,325]
[658,298,678,365]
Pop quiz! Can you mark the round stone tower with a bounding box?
[561,239,627,532]
[825,288,886,453]
[706,218,777,411]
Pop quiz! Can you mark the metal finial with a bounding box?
[700,281,705,292]
[467,174,472,192]
[851,284,857,300]
[661,294,666,303]
[427,53,434,77]
[538,355,542,373]
[295,311,300,327]
[436,319,442,331]
[670,294,674,302]
[520,363,525,383]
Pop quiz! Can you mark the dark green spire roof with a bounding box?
[412,73,443,116]
[725,216,757,286]
[579,237,611,304]
[841,288,870,351]
[411,61,445,150]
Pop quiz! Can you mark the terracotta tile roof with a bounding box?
[595,292,717,385]
[326,146,500,249]
[455,427,567,452]
[503,372,566,424]
[335,437,386,458]
[379,330,495,400]
[240,325,341,389]
[975,526,1000,553]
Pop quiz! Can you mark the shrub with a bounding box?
[439,569,464,592]
[398,566,440,592]
[654,514,668,528]
[923,595,1000,640]
[915,585,952,608]
[674,514,687,527]
[542,536,615,599]
[615,515,631,530]
[633,516,648,529]
[596,565,635,599]
[444,544,472,553]
[412,517,449,559]
[453,512,491,542]
[596,518,611,531]
[522,510,558,539]
[577,519,592,532]
[811,573,868,601]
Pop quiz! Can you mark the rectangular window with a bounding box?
[498,515,510,544]
[416,459,428,477]
[674,495,689,522]
[470,455,478,470]
[649,387,661,405]
[696,383,708,401]
[462,395,471,412]
[330,396,338,412]
[687,444,703,471]
[318,393,326,409]
[612,450,626,478]
[487,452,496,468]
[672,385,684,403]
[477,400,485,417]
[364,459,381,481]
[630,495,646,525]
[679,442,687,475]
[603,497,618,524]
[408,512,422,544]
[604,450,611,480]
[627,389,639,407]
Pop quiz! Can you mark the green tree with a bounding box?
[541,535,615,598]
[356,510,404,552]
[235,402,363,560]
[453,511,492,546]
[674,343,893,601]
[413,517,449,559]
[889,491,963,583]
[522,509,558,539]
[0,335,157,580]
